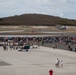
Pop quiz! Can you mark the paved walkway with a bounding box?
[0,46,76,75]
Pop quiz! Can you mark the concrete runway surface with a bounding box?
[0,46,76,75]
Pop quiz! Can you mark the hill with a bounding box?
[0,14,76,26]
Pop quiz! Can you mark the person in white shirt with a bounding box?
[55,58,60,68]
[60,60,63,68]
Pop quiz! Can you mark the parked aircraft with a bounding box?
[56,25,66,30]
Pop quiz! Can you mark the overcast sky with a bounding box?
[0,0,76,19]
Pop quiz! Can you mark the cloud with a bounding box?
[0,0,76,19]
[56,10,64,17]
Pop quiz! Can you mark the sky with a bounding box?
[0,0,76,19]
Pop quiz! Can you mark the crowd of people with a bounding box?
[0,36,76,43]
[0,36,76,52]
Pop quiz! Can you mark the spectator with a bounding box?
[60,60,63,68]
[55,58,60,68]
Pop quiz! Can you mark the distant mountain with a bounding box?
[0,14,76,26]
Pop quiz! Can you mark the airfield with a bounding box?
[0,26,76,35]
[0,46,76,75]
[0,26,76,75]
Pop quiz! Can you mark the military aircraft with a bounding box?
[56,25,66,30]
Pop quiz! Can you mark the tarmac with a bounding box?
[0,46,76,75]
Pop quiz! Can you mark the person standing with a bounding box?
[55,58,60,68]
[49,69,53,75]
[60,60,63,68]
